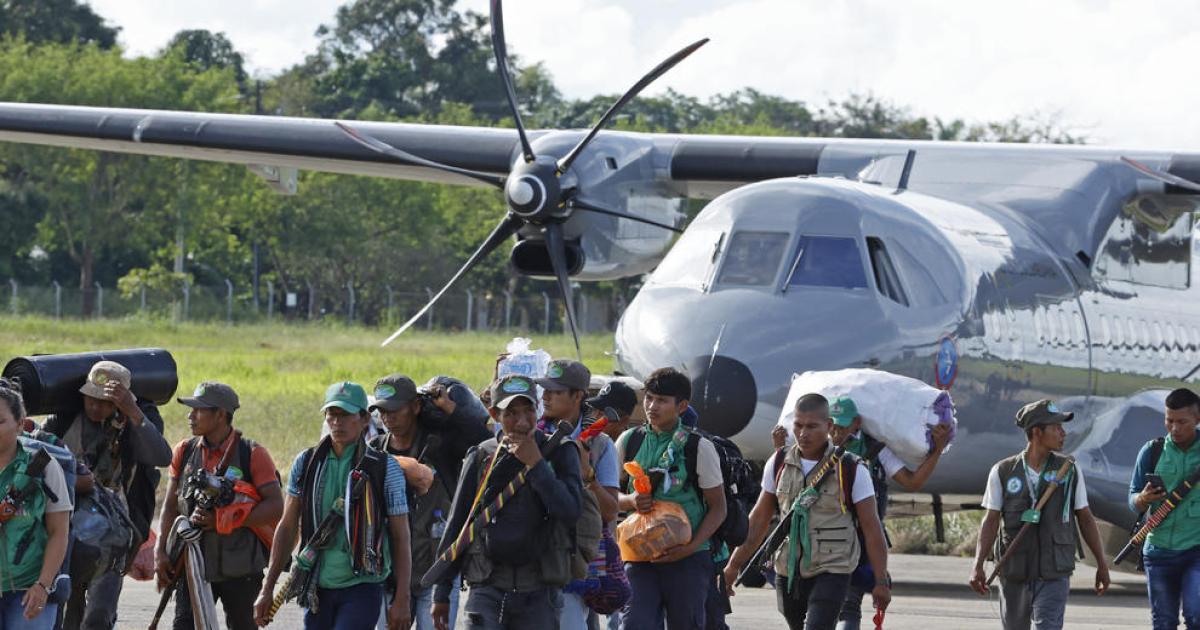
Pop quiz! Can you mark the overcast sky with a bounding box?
[87,0,1200,150]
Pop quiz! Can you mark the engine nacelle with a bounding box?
[510,237,585,278]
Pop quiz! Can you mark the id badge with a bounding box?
[1020,508,1040,524]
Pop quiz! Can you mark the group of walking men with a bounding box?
[0,355,1196,630]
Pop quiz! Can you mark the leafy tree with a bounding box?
[165,29,249,94]
[0,0,117,48]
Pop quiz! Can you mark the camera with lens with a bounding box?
[183,468,235,511]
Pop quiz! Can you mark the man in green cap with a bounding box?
[827,395,951,630]
[969,399,1110,630]
[254,382,413,630]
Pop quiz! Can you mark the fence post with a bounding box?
[140,284,147,313]
[579,292,588,335]
[346,282,355,325]
[266,282,274,319]
[465,289,473,332]
[504,290,513,331]
[94,282,103,318]
[425,287,434,330]
[52,281,61,319]
[182,278,190,321]
[307,280,315,320]
[225,278,234,325]
[385,286,394,326]
[542,291,550,335]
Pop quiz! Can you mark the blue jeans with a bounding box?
[1145,546,1200,630]
[775,571,851,630]
[0,590,59,630]
[377,576,462,630]
[304,582,385,630]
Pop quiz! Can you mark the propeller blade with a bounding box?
[543,222,582,359]
[335,122,506,189]
[571,197,684,233]
[1120,156,1200,193]
[556,38,709,175]
[381,213,525,347]
[489,0,536,164]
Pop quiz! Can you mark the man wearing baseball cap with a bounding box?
[586,381,641,443]
[156,381,283,630]
[432,375,583,630]
[970,399,1110,630]
[827,396,951,630]
[45,360,172,630]
[254,382,413,630]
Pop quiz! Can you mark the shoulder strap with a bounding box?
[772,447,787,487]
[842,455,859,520]
[621,426,647,464]
[181,437,201,475]
[237,437,254,484]
[1148,437,1166,472]
[684,431,701,491]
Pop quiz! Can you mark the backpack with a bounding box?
[622,426,758,549]
[17,436,75,605]
[566,442,604,583]
[70,483,137,584]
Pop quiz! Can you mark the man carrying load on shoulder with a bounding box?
[723,393,890,630]
[615,367,726,630]
[155,381,283,630]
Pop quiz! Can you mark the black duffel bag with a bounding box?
[3,348,178,416]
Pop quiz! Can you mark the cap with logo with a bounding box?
[585,381,638,417]
[79,360,132,399]
[490,375,538,410]
[535,360,591,392]
[177,381,240,414]
[829,396,859,428]
[370,375,418,412]
[322,381,370,415]
[1015,399,1074,430]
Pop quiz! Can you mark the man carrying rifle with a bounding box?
[723,393,889,630]
[1128,387,1200,630]
[432,374,582,630]
[253,382,412,630]
[156,382,282,630]
[969,399,1109,630]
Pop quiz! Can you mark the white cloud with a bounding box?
[86,0,1200,149]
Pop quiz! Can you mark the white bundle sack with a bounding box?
[776,368,956,469]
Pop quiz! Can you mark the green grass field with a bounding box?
[0,315,612,472]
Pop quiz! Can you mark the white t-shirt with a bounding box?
[615,428,723,489]
[981,457,1088,511]
[761,450,875,504]
[41,457,72,513]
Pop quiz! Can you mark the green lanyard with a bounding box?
[1018,453,1050,524]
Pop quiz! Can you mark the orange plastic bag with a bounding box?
[128,529,156,581]
[616,501,692,562]
[394,455,434,497]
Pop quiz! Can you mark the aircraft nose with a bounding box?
[686,354,757,438]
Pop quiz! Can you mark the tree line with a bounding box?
[0,0,1081,321]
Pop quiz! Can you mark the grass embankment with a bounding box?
[0,315,612,472]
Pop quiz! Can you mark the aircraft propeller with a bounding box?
[341,0,705,354]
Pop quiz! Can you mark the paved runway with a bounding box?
[114,553,1150,629]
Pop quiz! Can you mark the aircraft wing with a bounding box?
[0,102,827,193]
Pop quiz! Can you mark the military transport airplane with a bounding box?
[0,0,1194,554]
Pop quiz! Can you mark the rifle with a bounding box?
[420,420,572,588]
[734,445,847,586]
[1114,463,1200,566]
[986,456,1075,586]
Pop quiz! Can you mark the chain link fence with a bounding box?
[2,278,630,334]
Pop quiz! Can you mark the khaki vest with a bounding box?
[773,443,859,578]
[994,452,1077,582]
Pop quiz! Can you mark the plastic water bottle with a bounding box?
[430,509,448,540]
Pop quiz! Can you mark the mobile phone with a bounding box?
[1145,473,1166,491]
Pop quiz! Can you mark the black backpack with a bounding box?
[622,426,757,549]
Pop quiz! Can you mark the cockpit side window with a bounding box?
[716,231,790,286]
[866,237,910,306]
[784,236,869,290]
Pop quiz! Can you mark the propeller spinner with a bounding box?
[337,0,703,356]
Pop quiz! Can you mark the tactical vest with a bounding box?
[298,439,389,580]
[461,436,574,591]
[369,431,452,583]
[178,435,268,582]
[773,444,860,578]
[994,452,1077,582]
[1146,438,1200,552]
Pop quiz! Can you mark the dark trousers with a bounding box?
[774,572,851,630]
[464,585,563,630]
[622,551,713,630]
[63,570,122,630]
[304,582,385,630]
[707,557,730,630]
[173,571,263,630]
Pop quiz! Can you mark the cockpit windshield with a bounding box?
[716,231,790,286]
[785,236,869,289]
